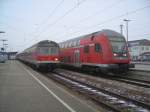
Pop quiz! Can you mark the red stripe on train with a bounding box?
[36,55,59,61]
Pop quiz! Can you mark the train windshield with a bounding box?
[37,46,59,55]
[109,37,127,53]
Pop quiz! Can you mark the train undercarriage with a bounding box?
[81,63,135,75]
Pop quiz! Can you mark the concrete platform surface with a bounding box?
[131,63,150,72]
[0,61,100,112]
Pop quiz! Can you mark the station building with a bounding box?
[128,39,150,61]
[7,52,18,60]
[0,51,17,60]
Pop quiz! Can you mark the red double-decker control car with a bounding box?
[59,29,134,73]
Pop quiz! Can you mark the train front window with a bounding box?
[50,46,59,55]
[38,46,59,55]
[109,37,127,54]
[111,41,127,53]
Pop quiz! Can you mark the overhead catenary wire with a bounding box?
[30,0,87,42]
[57,4,150,39]
[19,0,87,49]
[36,0,124,39]
[39,0,65,25]
[130,33,150,39]
[16,2,150,50]
[29,0,64,39]
[44,0,126,39]
[72,0,125,25]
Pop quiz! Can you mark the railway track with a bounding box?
[111,76,150,88]
[61,67,150,88]
[46,70,150,112]
[130,69,150,74]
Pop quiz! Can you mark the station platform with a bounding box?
[0,60,99,112]
[130,63,150,72]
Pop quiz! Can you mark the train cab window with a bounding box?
[95,43,101,52]
[50,47,59,55]
[84,45,89,53]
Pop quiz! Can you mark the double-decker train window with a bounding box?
[95,43,101,52]
[84,45,89,53]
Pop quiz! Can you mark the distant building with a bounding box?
[7,52,18,60]
[0,51,17,60]
[128,39,150,61]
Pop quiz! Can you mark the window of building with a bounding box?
[146,47,149,50]
[84,45,89,53]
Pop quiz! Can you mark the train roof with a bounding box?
[37,40,58,46]
[21,40,58,53]
[59,29,124,44]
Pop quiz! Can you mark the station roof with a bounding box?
[140,52,150,56]
[128,39,150,47]
[0,52,18,55]
[7,52,18,55]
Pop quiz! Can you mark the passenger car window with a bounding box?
[84,45,89,53]
[95,43,101,52]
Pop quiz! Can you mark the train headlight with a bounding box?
[113,53,117,56]
[54,58,58,61]
[123,53,127,57]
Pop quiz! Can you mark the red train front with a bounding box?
[17,40,60,71]
[59,29,134,73]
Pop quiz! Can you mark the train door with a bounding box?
[74,50,80,66]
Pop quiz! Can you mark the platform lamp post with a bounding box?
[124,19,130,46]
[0,39,7,52]
[4,43,8,52]
[120,24,123,35]
[0,31,6,51]
[0,31,5,34]
[0,31,5,38]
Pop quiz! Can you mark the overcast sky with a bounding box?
[0,0,150,52]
